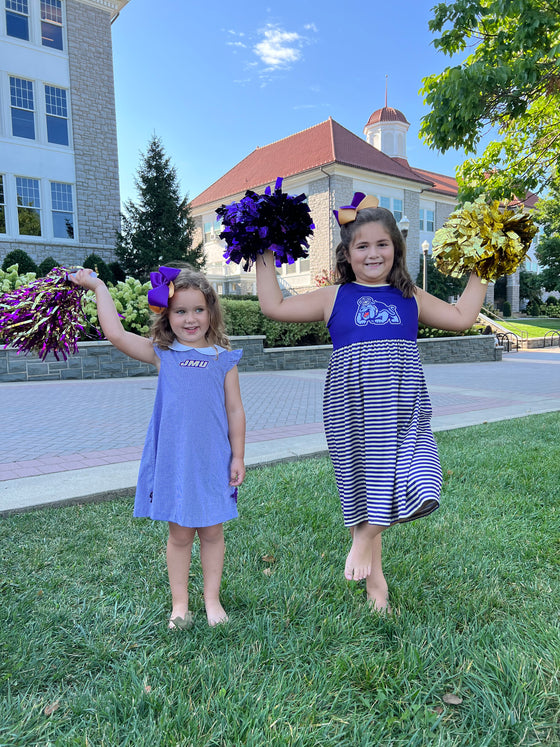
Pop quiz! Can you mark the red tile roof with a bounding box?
[410,167,458,198]
[509,192,540,210]
[365,107,409,126]
[191,118,434,207]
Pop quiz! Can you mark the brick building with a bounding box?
[0,0,129,269]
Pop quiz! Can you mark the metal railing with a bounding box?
[543,330,560,348]
[495,332,520,352]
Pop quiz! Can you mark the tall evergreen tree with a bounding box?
[115,135,204,281]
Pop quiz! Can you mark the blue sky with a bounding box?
[111,0,472,208]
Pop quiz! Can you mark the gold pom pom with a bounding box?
[431,196,538,283]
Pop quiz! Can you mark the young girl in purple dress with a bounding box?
[256,195,487,612]
[70,267,245,629]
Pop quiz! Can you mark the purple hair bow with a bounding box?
[333,192,379,226]
[148,266,181,313]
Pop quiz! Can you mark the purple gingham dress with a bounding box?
[134,342,242,528]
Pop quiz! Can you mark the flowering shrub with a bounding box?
[82,277,152,336]
[0,265,38,293]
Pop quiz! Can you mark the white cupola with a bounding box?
[364,104,410,159]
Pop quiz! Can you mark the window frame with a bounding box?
[10,75,36,140]
[50,180,74,239]
[44,84,69,145]
[420,207,435,233]
[5,0,29,41]
[40,0,63,50]
[16,176,42,237]
[0,175,6,234]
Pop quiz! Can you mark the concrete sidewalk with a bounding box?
[1,347,559,516]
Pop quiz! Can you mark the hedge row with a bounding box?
[1,265,480,347]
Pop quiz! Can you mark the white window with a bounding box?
[10,76,35,140]
[203,218,221,242]
[283,257,310,275]
[379,195,403,222]
[6,0,29,40]
[41,0,63,49]
[50,181,74,238]
[45,85,68,145]
[420,208,435,232]
[0,176,5,234]
[16,177,41,236]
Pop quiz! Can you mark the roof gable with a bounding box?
[191,118,433,207]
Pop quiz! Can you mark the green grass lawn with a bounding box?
[1,413,559,746]
[501,318,560,339]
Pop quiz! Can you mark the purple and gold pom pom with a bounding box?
[0,266,96,360]
[216,177,315,271]
[432,196,538,283]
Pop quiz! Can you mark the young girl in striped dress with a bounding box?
[255,195,487,611]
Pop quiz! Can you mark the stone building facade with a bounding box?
[0,0,128,269]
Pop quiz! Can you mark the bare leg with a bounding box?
[198,523,228,626]
[365,534,390,612]
[345,521,384,581]
[167,522,195,628]
[348,529,390,611]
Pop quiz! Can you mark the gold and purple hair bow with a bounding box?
[148,266,181,313]
[333,193,380,226]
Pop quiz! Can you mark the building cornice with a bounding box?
[73,0,130,19]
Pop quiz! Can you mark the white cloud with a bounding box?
[254,25,303,69]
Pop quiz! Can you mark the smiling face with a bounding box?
[167,287,211,347]
[345,221,395,285]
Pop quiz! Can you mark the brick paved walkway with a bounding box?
[1,349,559,482]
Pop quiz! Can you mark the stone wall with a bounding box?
[0,334,501,382]
[66,0,121,256]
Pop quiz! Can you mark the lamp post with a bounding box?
[422,240,430,291]
[398,216,409,242]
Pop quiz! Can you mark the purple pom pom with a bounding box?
[0,267,98,360]
[215,177,315,271]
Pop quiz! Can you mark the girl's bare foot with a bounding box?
[205,600,229,627]
[366,584,391,614]
[345,526,374,580]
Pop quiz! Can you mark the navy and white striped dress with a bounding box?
[324,282,442,527]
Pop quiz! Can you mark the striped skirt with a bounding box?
[323,339,442,527]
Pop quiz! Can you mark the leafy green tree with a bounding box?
[536,237,560,291]
[519,269,543,306]
[415,257,467,301]
[533,180,560,291]
[420,1,560,202]
[115,135,204,281]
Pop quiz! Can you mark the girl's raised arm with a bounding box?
[416,273,488,332]
[256,251,336,323]
[69,270,158,366]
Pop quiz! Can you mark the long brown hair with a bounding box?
[334,207,415,298]
[150,266,230,350]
